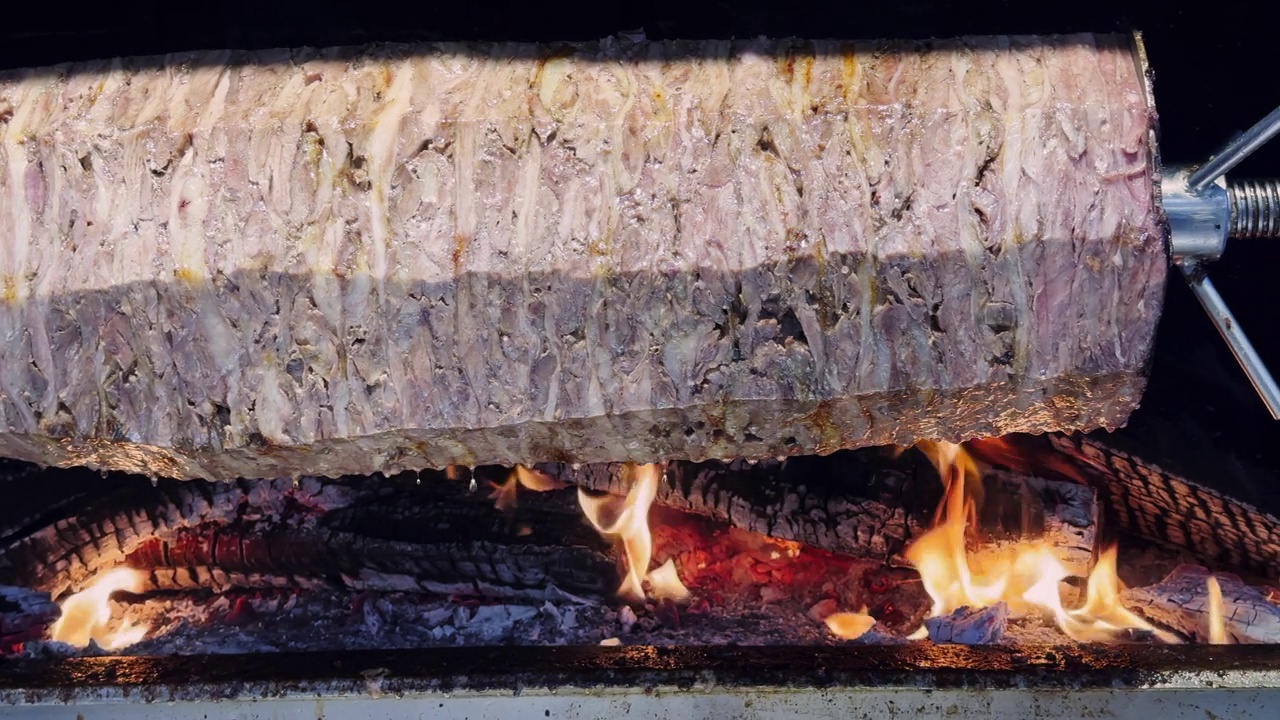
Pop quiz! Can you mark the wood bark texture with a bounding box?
[967,433,1280,582]
[0,467,614,601]
[1046,434,1280,583]
[539,452,1097,566]
[1,450,1095,601]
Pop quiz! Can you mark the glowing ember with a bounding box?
[49,568,150,649]
[832,440,1187,644]
[825,609,876,640]
[1208,577,1228,644]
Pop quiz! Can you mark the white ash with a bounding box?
[106,591,615,655]
[26,580,1217,656]
[1121,565,1280,644]
[998,616,1072,645]
[23,530,1249,655]
[617,605,638,633]
[925,604,1009,645]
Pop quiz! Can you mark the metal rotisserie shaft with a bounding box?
[0,34,1166,479]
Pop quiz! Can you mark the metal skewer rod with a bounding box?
[1176,261,1280,419]
[1165,102,1280,418]
[1188,105,1280,193]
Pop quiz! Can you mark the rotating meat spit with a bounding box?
[0,31,1274,478]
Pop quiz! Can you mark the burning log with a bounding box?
[0,473,362,598]
[541,454,921,559]
[317,476,616,601]
[969,434,1280,582]
[538,452,1098,569]
[131,527,615,603]
[0,585,58,653]
[0,33,1165,480]
[1121,566,1280,644]
[6,447,1269,653]
[2,442,1108,634]
[977,470,1097,580]
[1,467,615,603]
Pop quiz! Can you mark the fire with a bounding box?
[873,440,1183,644]
[578,463,689,604]
[579,462,659,603]
[903,452,1005,617]
[647,559,691,602]
[964,435,1090,485]
[914,439,982,527]
[48,568,150,650]
[490,464,567,512]
[1208,576,1228,644]
[825,608,876,640]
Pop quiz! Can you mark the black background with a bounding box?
[1,1,1277,510]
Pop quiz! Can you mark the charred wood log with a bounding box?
[968,433,1280,582]
[1121,566,1280,644]
[0,474,363,598]
[1051,435,1280,583]
[0,584,58,653]
[537,452,1098,568]
[540,454,926,560]
[3,462,615,602]
[130,531,615,603]
[126,481,616,602]
[0,34,1165,479]
[977,470,1098,579]
[0,461,106,551]
[1,451,1097,608]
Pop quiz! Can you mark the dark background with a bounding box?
[1,1,1277,510]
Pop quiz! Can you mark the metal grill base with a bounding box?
[2,645,1277,718]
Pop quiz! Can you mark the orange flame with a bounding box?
[647,559,691,602]
[888,441,1181,644]
[49,568,150,649]
[1207,577,1228,644]
[490,464,568,512]
[964,436,1090,485]
[825,608,876,641]
[578,463,687,604]
[914,440,982,528]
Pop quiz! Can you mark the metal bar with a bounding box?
[1177,262,1280,419]
[1,645,1278,718]
[1188,104,1280,192]
[2,683,1276,720]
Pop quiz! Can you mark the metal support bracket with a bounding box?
[1164,105,1280,420]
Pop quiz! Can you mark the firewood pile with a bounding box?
[3,437,1277,656]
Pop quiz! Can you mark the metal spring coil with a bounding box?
[1227,179,1280,239]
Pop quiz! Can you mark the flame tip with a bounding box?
[49,567,150,650]
[894,441,1175,644]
